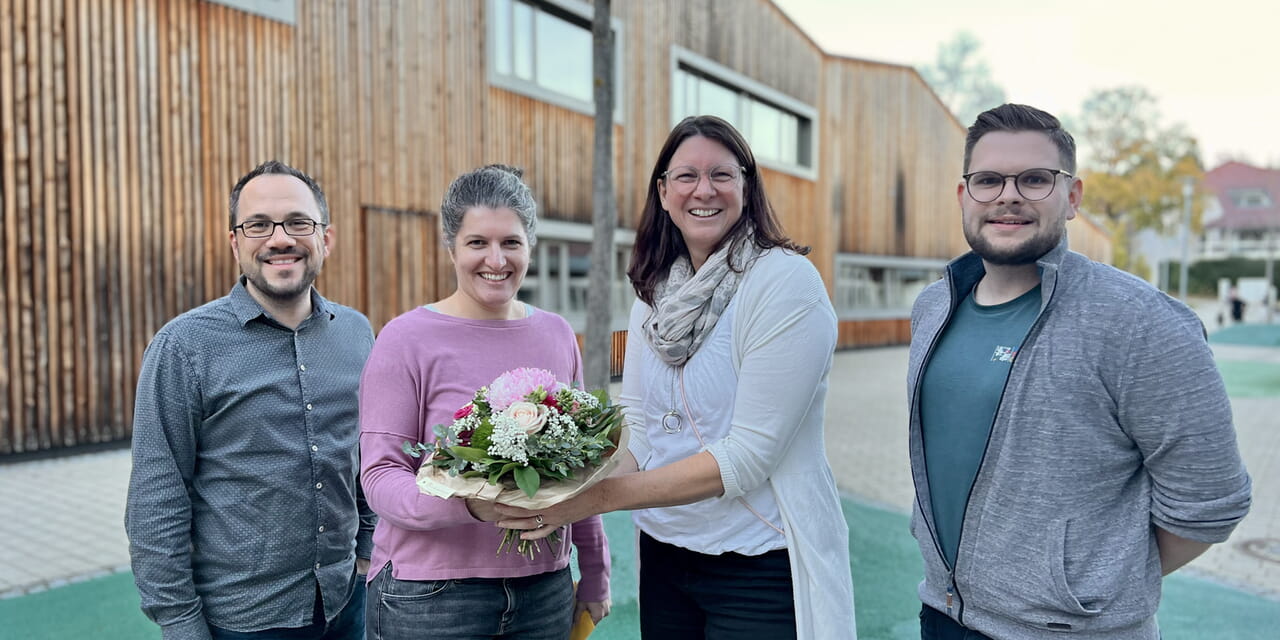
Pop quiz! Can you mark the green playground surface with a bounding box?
[4,499,1277,640]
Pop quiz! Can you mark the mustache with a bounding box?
[259,248,308,260]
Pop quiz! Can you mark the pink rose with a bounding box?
[504,402,549,435]
[453,404,474,420]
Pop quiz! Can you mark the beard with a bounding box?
[243,249,321,302]
[964,212,1066,266]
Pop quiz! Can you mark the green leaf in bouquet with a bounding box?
[432,423,451,441]
[487,461,521,485]
[402,441,432,458]
[449,445,489,463]
[461,470,485,478]
[470,417,495,451]
[472,387,492,414]
[590,388,611,407]
[513,465,541,498]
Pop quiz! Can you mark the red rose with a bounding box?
[453,404,474,420]
[541,395,559,410]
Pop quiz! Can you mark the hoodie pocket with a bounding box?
[1049,519,1102,616]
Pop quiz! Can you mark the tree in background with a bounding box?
[1074,86,1203,280]
[918,31,1006,127]
[584,0,616,390]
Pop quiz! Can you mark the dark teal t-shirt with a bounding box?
[920,284,1040,568]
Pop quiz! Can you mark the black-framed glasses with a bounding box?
[233,218,324,238]
[661,164,746,194]
[962,168,1073,203]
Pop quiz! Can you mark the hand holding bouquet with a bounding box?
[404,367,626,557]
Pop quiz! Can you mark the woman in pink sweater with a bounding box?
[358,165,610,639]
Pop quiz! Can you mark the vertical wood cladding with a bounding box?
[0,0,1111,454]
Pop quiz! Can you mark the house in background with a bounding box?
[1201,161,1280,260]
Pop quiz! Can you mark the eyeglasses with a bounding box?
[233,218,325,238]
[660,164,746,194]
[961,168,1073,203]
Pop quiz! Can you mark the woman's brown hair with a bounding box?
[627,115,808,306]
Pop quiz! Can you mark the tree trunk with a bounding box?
[584,0,615,389]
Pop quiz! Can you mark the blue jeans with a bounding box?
[365,563,573,640]
[638,532,796,639]
[920,605,993,640]
[209,577,365,640]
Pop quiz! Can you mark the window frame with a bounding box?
[518,219,637,332]
[833,253,947,319]
[669,46,818,180]
[487,0,625,122]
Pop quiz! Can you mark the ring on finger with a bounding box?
[535,514,545,527]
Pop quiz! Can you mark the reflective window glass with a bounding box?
[699,77,739,125]
[512,1,534,81]
[535,10,592,103]
[673,66,811,170]
[492,0,513,75]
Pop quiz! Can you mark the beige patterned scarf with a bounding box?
[642,232,764,367]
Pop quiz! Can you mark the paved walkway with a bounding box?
[1,342,1278,601]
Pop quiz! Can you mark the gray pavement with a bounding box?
[1,343,1278,601]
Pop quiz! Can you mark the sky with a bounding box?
[773,0,1280,169]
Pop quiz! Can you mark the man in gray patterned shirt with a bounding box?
[126,160,375,640]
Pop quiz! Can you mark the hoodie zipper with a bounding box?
[914,264,1057,627]
[911,269,963,619]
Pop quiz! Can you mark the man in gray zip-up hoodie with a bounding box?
[907,103,1251,640]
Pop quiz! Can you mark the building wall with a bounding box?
[0,0,1111,454]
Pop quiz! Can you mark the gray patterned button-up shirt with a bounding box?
[126,278,376,640]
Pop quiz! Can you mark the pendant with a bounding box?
[661,410,683,434]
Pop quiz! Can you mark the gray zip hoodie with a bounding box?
[907,240,1251,639]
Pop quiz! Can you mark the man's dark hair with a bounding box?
[228,160,330,229]
[964,104,1077,174]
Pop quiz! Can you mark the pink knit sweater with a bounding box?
[358,306,609,602]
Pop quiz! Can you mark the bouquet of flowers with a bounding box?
[403,367,626,557]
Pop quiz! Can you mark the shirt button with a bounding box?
[318,525,325,532]
[315,482,323,490]
[306,403,313,411]
[311,445,319,452]
[299,364,307,371]
[315,562,321,570]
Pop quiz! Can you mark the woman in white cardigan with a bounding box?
[499,115,856,639]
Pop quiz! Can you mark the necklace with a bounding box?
[661,366,683,434]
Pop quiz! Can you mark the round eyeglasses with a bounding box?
[962,168,1073,203]
[233,218,324,238]
[661,164,745,194]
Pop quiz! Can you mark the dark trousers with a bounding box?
[920,605,993,640]
[638,532,796,640]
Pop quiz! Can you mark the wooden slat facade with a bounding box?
[0,0,1112,454]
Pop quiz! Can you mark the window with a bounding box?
[207,0,295,24]
[516,220,636,331]
[1229,188,1274,209]
[833,254,946,318]
[489,0,623,118]
[670,47,816,177]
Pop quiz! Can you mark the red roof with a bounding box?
[1204,161,1280,230]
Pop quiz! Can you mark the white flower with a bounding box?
[503,401,550,436]
[488,413,530,464]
